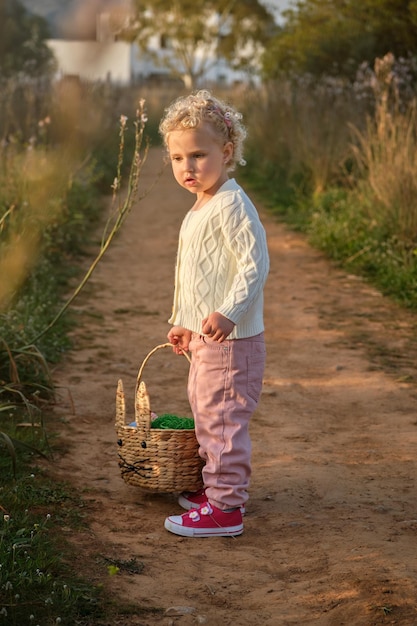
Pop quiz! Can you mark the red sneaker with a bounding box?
[178,488,207,510]
[164,502,243,537]
[178,489,246,515]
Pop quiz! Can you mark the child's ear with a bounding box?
[223,141,234,164]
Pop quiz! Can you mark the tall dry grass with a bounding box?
[0,146,77,310]
[350,55,417,243]
[242,77,368,196]
[240,53,417,307]
[0,78,142,405]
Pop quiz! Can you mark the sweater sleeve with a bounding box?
[215,199,269,324]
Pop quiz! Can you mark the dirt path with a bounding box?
[52,148,417,626]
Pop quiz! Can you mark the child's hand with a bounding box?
[202,313,235,343]
[167,326,192,354]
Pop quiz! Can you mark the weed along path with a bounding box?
[52,147,417,626]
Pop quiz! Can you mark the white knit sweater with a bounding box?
[169,179,270,339]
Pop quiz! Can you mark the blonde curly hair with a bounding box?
[159,90,247,172]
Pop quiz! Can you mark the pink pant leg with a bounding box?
[188,333,266,510]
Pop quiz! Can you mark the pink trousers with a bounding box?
[187,332,266,510]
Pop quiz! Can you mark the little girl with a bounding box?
[159,90,269,537]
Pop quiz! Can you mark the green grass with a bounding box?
[246,175,417,310]
[0,406,160,624]
[303,188,417,309]
[0,415,104,625]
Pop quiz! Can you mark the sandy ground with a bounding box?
[52,148,417,625]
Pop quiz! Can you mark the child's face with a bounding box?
[167,122,233,200]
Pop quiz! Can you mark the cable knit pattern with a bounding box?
[169,179,269,339]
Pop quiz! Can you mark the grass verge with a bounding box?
[0,97,155,624]
[0,415,103,625]
[0,414,163,625]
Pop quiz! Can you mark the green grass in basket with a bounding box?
[151,414,195,429]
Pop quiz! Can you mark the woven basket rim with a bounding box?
[118,424,196,432]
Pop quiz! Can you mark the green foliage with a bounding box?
[0,465,103,625]
[125,0,274,87]
[305,189,417,308]
[263,0,417,79]
[0,412,151,624]
[0,0,55,79]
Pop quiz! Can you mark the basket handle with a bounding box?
[136,342,191,386]
[134,343,192,432]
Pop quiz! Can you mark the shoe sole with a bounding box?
[178,494,246,515]
[164,518,243,538]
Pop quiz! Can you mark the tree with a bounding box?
[0,0,55,79]
[262,0,417,79]
[122,0,275,88]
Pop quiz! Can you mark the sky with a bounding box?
[267,0,293,9]
[261,0,294,23]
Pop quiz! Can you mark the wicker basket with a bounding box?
[115,342,204,493]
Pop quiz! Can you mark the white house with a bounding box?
[47,40,138,84]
